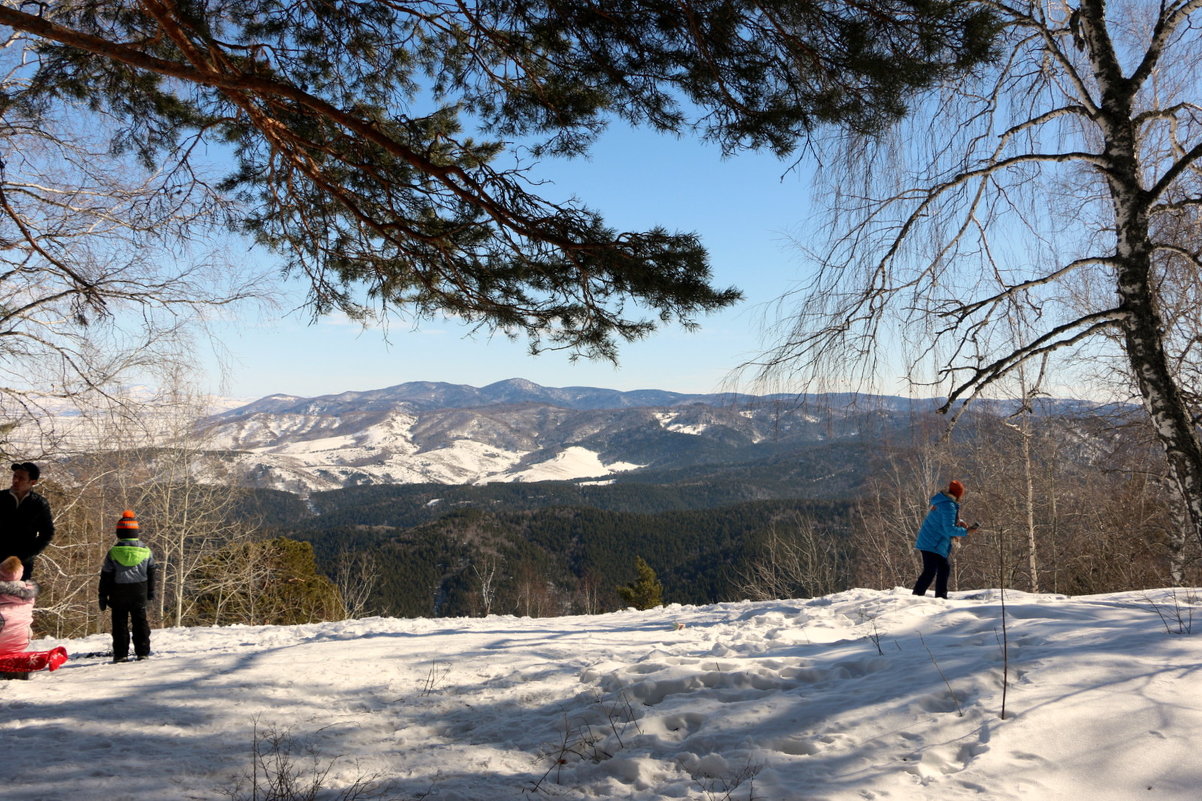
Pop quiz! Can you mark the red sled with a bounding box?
[0,647,69,674]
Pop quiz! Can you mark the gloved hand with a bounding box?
[99,598,107,611]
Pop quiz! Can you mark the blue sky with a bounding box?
[200,125,824,402]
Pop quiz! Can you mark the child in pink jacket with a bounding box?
[0,554,37,652]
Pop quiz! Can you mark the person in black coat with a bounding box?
[0,462,55,581]
[99,510,157,662]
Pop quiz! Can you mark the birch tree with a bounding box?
[116,390,260,628]
[332,547,381,620]
[755,1,1202,552]
[470,554,502,618]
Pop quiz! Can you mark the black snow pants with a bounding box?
[912,549,951,599]
[110,603,151,660]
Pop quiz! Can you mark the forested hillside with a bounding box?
[30,390,1196,637]
[238,400,1201,620]
[244,472,855,617]
[290,439,875,528]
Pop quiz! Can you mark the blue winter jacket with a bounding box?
[914,492,968,558]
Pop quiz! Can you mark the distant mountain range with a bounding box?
[198,378,1125,494]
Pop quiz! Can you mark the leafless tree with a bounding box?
[751,1,1202,554]
[511,561,563,618]
[23,377,264,634]
[116,386,262,628]
[851,428,963,591]
[190,539,278,626]
[333,547,382,620]
[735,512,842,601]
[29,463,113,638]
[573,569,606,615]
[0,46,261,638]
[470,554,503,618]
[848,401,1199,595]
[0,29,263,446]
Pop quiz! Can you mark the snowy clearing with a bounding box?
[4,587,1200,801]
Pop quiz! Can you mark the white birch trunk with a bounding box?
[1079,0,1202,554]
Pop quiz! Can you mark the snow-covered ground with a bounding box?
[498,446,645,483]
[5,587,1201,800]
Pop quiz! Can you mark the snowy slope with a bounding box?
[7,587,1201,800]
[204,405,655,491]
[195,381,931,492]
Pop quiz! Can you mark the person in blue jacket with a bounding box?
[912,480,978,599]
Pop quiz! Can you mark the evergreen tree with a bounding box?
[0,1,998,359]
[617,556,664,610]
[191,537,345,626]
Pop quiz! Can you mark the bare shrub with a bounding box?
[224,720,397,801]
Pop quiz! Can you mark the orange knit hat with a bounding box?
[116,509,139,535]
[947,480,965,500]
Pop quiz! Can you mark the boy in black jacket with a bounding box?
[98,510,157,663]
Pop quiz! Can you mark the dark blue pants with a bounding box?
[913,550,951,598]
[111,604,151,659]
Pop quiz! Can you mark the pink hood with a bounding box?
[0,579,37,652]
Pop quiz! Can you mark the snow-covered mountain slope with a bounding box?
[204,404,663,491]
[16,587,1202,801]
[196,379,1123,493]
[197,381,858,492]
